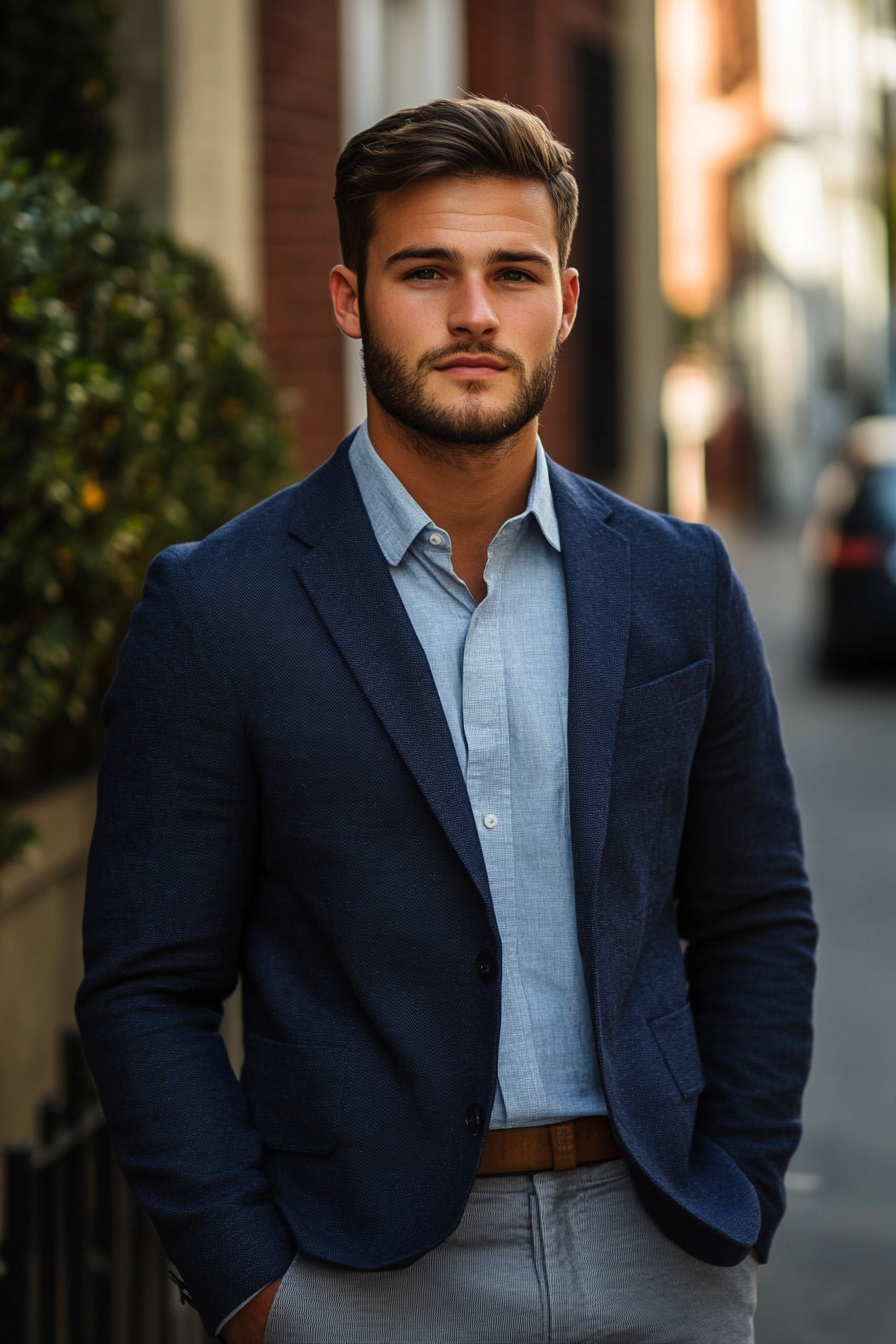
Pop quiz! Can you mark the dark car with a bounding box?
[805,417,896,671]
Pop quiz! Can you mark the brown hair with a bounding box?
[334,96,578,282]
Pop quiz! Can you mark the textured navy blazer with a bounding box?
[76,438,817,1334]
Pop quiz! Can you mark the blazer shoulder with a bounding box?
[155,434,358,589]
[549,460,723,573]
[138,443,360,649]
[162,480,304,574]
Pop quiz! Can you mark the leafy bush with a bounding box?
[0,141,290,860]
[0,0,116,200]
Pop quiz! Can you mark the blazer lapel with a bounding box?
[549,462,631,972]
[287,441,494,924]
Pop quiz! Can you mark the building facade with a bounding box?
[654,0,895,516]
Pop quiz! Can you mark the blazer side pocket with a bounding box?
[242,1031,347,1154]
[648,1003,706,1101]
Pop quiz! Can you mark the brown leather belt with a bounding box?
[478,1117,622,1176]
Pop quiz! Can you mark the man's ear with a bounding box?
[558,268,579,345]
[331,266,362,339]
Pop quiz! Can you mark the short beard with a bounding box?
[360,311,560,461]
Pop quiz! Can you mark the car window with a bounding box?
[849,467,896,533]
[866,469,896,527]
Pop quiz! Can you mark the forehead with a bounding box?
[369,175,559,265]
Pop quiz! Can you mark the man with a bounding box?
[77,98,816,1344]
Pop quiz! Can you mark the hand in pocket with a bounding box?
[224,1278,283,1344]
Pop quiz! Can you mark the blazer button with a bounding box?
[464,1104,483,1137]
[475,952,495,983]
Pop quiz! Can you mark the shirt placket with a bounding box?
[461,528,547,1123]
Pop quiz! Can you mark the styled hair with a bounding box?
[334,96,578,281]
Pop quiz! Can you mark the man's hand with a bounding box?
[223,1279,282,1344]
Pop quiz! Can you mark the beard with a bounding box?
[359,311,560,459]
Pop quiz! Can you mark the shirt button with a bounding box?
[429,532,443,546]
[483,813,498,829]
[464,1104,483,1137]
[476,951,495,983]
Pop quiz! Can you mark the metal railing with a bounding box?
[0,1032,208,1343]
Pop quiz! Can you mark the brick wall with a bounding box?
[467,0,613,475]
[260,1,345,473]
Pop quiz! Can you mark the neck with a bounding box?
[365,397,539,568]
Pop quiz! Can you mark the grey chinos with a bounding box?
[263,1159,757,1344]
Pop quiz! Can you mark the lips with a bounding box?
[435,355,508,379]
[437,355,506,370]
[437,355,507,371]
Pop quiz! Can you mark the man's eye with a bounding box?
[408,268,441,281]
[498,270,534,283]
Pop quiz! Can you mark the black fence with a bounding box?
[0,1032,208,1343]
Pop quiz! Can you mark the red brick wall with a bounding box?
[259,1,345,473]
[466,0,612,474]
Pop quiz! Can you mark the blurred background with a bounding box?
[0,1,894,1340]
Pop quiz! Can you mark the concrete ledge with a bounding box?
[1,775,96,919]
[0,775,96,1148]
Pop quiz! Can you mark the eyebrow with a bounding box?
[383,245,554,269]
[384,246,461,267]
[486,248,554,267]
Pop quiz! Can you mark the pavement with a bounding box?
[719,524,896,1344]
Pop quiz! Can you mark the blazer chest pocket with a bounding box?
[618,659,711,728]
[242,1031,347,1154]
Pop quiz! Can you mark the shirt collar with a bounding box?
[349,420,561,566]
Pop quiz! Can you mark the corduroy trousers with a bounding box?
[263,1159,757,1344]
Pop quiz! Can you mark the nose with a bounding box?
[448,275,499,343]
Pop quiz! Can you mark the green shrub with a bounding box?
[0,0,116,200]
[0,141,291,860]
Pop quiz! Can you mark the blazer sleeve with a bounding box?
[676,530,818,1261]
[76,547,296,1335]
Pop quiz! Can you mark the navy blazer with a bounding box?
[76,438,817,1334]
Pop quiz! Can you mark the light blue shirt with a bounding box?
[350,423,606,1128]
